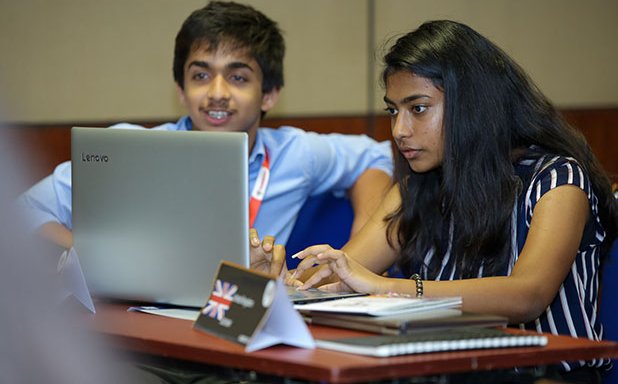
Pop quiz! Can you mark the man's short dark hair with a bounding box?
[173,1,285,93]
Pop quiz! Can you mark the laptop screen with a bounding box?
[71,127,249,308]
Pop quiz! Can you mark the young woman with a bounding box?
[292,20,618,380]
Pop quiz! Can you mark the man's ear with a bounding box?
[261,87,281,113]
[176,84,187,108]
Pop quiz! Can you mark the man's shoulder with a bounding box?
[259,125,305,137]
[258,126,313,148]
[258,125,370,144]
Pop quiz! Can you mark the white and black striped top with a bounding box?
[513,154,608,371]
[414,152,609,372]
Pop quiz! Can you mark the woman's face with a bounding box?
[384,71,445,173]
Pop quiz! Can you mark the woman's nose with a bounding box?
[391,113,412,140]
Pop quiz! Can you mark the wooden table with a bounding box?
[88,302,618,383]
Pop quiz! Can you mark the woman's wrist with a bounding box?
[377,274,397,294]
[378,274,426,298]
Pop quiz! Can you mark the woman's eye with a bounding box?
[384,107,398,117]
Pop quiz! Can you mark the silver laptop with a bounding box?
[71,127,249,308]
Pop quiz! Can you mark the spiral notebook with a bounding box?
[316,327,548,357]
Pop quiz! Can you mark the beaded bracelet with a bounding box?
[410,273,423,298]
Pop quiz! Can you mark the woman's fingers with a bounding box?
[299,266,333,290]
[290,244,333,261]
[292,244,334,277]
[317,281,350,293]
[284,270,304,287]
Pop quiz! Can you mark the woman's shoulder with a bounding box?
[516,150,605,251]
[516,148,586,185]
[517,150,596,215]
[515,148,593,203]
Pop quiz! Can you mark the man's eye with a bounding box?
[230,74,247,82]
[192,72,208,81]
[384,107,398,117]
[412,105,427,114]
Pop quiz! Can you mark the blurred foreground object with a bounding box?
[0,125,141,383]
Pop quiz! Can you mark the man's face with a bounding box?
[178,43,279,150]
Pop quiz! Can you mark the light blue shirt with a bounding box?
[19,116,393,245]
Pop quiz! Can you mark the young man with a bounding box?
[19,1,392,267]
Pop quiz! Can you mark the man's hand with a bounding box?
[39,222,73,250]
[249,228,286,277]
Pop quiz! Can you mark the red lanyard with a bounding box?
[249,148,270,227]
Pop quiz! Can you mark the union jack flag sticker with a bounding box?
[202,279,238,321]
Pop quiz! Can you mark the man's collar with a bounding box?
[181,116,263,163]
[178,116,193,131]
[249,129,266,165]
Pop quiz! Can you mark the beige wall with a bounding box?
[372,0,618,111]
[0,0,616,124]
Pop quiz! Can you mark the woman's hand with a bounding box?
[249,228,286,278]
[291,244,386,294]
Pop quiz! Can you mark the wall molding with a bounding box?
[6,107,617,186]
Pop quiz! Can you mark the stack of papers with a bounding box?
[302,309,510,335]
[294,295,462,317]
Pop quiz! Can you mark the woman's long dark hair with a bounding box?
[383,20,618,279]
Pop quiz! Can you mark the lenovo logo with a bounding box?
[81,152,109,163]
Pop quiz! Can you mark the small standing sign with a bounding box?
[193,261,315,352]
[58,247,96,313]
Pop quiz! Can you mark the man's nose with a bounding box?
[208,75,231,100]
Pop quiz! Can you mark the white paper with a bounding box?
[245,279,315,352]
[127,306,199,321]
[295,295,462,316]
[57,248,96,313]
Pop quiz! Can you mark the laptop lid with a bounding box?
[71,127,249,308]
